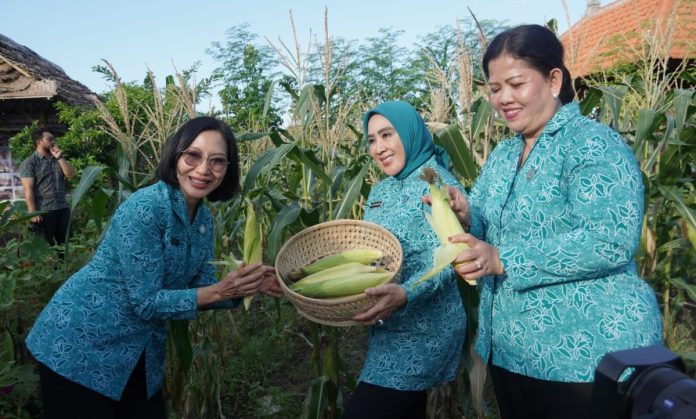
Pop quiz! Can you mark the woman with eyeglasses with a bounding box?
[25,116,281,418]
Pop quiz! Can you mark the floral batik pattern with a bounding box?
[471,103,662,382]
[360,156,478,391]
[26,181,234,400]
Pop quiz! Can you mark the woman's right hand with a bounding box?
[198,262,266,305]
[217,262,267,299]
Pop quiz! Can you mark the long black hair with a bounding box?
[155,116,240,202]
[482,24,575,104]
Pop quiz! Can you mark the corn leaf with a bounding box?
[333,159,369,220]
[301,377,329,419]
[70,166,106,211]
[242,199,263,310]
[169,320,192,373]
[242,144,294,195]
[433,124,478,183]
[268,202,302,261]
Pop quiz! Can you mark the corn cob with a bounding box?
[293,271,393,298]
[413,167,473,287]
[242,198,263,309]
[288,248,383,280]
[290,262,378,290]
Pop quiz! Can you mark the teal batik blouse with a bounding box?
[360,156,474,391]
[26,181,237,400]
[471,102,662,382]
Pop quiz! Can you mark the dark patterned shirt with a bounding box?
[19,152,68,210]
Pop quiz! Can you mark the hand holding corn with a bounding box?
[197,262,267,306]
[352,283,407,326]
[413,168,474,286]
[448,233,504,282]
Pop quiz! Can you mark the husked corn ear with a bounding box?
[243,199,263,310]
[414,168,473,287]
[293,272,393,298]
[288,248,383,280]
[290,262,377,290]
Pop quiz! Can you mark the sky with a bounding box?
[2,0,592,103]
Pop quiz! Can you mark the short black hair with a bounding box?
[155,116,240,202]
[31,127,51,145]
[482,24,575,104]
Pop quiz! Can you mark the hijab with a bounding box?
[362,101,449,180]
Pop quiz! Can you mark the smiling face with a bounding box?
[367,114,406,177]
[487,53,562,142]
[176,130,228,215]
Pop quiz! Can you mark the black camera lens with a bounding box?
[628,365,696,417]
[593,345,696,419]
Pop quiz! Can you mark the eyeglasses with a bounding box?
[179,149,229,173]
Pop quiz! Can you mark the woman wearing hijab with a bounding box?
[343,101,476,419]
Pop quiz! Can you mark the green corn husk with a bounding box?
[288,248,383,280]
[242,198,263,310]
[293,271,393,298]
[413,167,472,287]
[290,262,378,290]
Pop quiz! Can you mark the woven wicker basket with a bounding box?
[275,219,403,327]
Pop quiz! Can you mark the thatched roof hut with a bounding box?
[0,34,96,201]
[0,33,95,107]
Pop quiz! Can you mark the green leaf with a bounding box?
[330,166,346,198]
[672,89,694,135]
[333,160,369,220]
[645,115,674,171]
[268,203,302,262]
[71,166,106,210]
[237,132,272,142]
[433,124,478,183]
[301,377,329,419]
[668,277,696,304]
[169,320,192,372]
[470,98,492,139]
[579,88,602,116]
[657,186,696,228]
[290,147,331,186]
[242,144,294,195]
[0,331,13,363]
[598,85,628,129]
[633,109,660,153]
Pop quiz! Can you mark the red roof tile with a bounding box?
[560,0,696,77]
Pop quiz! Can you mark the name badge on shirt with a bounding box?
[369,201,383,208]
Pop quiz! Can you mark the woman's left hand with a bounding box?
[352,283,407,326]
[258,265,283,297]
[449,233,504,283]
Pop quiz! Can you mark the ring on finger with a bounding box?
[474,261,483,270]
[376,319,384,326]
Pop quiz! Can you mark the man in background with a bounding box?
[19,128,76,249]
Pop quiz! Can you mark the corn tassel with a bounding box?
[242,198,263,310]
[288,248,383,280]
[290,262,378,290]
[413,168,473,287]
[293,272,393,298]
